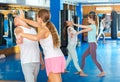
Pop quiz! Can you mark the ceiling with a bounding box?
[0,0,120,7]
[63,0,120,4]
[0,0,50,8]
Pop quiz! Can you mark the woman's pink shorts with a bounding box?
[45,56,66,76]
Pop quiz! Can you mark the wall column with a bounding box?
[76,3,83,41]
[50,0,63,33]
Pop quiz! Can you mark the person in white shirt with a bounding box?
[64,21,87,76]
[14,17,44,82]
[97,14,106,43]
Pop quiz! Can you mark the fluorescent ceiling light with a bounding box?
[96,7,112,11]
[88,0,109,2]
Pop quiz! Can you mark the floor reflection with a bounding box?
[0,40,120,82]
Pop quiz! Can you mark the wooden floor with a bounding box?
[0,45,20,56]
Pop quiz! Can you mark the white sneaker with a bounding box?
[0,54,6,59]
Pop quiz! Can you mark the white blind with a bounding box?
[0,0,50,7]
[0,0,17,3]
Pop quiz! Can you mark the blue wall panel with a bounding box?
[76,3,82,41]
[50,0,63,33]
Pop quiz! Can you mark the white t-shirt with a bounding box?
[100,20,104,30]
[67,26,77,45]
[15,26,40,64]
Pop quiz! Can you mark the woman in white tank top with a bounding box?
[63,21,87,76]
[18,9,66,82]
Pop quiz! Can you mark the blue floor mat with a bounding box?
[0,40,120,82]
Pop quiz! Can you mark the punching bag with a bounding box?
[8,13,16,43]
[26,10,36,20]
[60,10,69,55]
[60,10,74,55]
[118,14,120,31]
[73,16,79,31]
[8,13,13,38]
[111,10,118,39]
[0,13,6,45]
[60,10,69,47]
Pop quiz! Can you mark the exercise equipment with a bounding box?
[73,16,79,31]
[118,14,120,32]
[26,10,36,20]
[111,10,118,39]
[0,13,6,45]
[8,13,16,43]
[60,10,74,55]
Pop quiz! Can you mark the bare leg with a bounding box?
[48,79,50,82]
[79,70,88,76]
[98,72,105,77]
[48,72,62,82]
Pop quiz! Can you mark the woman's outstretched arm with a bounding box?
[20,28,49,41]
[19,10,40,28]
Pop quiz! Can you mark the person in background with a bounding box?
[18,9,66,82]
[14,16,44,82]
[97,14,106,43]
[63,21,87,76]
[66,13,105,77]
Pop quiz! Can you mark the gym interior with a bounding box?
[0,0,120,82]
